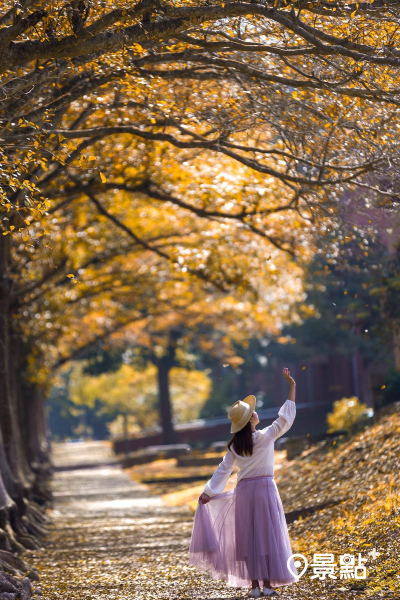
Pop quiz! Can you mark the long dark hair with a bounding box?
[227,420,254,457]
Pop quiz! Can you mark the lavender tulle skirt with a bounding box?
[188,475,300,589]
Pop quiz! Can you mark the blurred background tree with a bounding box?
[326,397,371,436]
[47,360,213,441]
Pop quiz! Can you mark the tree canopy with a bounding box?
[3,0,400,225]
[1,3,400,593]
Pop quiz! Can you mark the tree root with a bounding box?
[14,536,40,551]
[21,517,47,541]
[10,511,42,552]
[21,577,31,600]
[0,463,51,597]
[25,504,50,526]
[2,525,25,555]
[0,552,27,574]
[26,571,39,583]
[0,532,12,554]
[30,480,52,507]
[0,571,35,599]
[0,572,19,593]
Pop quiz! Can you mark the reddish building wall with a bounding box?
[113,400,333,454]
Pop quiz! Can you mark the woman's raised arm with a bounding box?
[259,367,296,441]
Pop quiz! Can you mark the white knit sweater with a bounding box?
[203,399,296,497]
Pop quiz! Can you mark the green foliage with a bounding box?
[81,345,124,376]
[275,236,390,361]
[200,367,237,418]
[199,238,397,416]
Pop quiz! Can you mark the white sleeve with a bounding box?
[203,448,237,497]
[259,399,296,442]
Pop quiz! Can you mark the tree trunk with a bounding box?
[123,414,128,440]
[0,327,33,504]
[0,428,15,515]
[9,334,35,488]
[21,381,49,468]
[0,425,17,503]
[393,328,400,371]
[0,234,12,453]
[0,234,49,555]
[0,235,24,501]
[0,236,29,548]
[0,233,10,370]
[156,357,177,444]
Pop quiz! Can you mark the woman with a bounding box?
[188,368,300,598]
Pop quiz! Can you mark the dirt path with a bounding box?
[32,441,252,600]
[31,440,380,600]
[33,441,362,600]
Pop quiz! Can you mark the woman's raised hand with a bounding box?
[198,493,211,504]
[283,367,296,387]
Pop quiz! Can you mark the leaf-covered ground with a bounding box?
[32,420,399,600]
[276,409,400,598]
[127,449,288,510]
[127,410,400,598]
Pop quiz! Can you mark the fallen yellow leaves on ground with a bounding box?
[127,449,287,505]
[34,419,400,600]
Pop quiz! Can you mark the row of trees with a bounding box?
[1,0,400,578]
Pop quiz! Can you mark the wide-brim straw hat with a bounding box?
[227,395,256,433]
